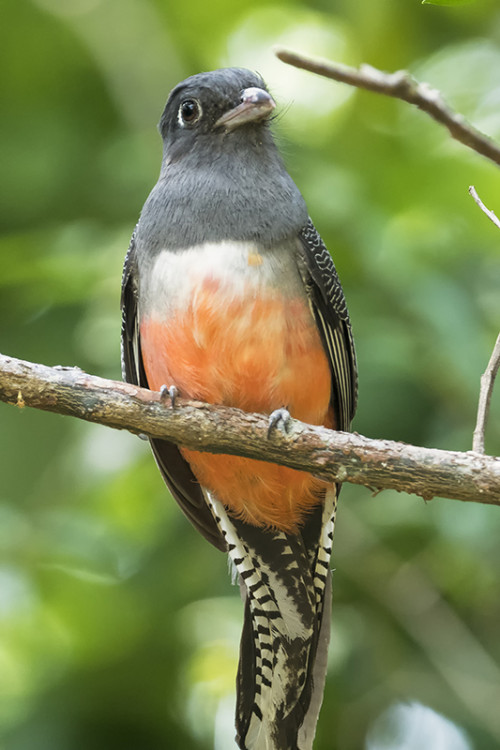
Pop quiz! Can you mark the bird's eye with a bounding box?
[178,99,202,126]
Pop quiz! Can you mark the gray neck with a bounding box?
[135,128,308,252]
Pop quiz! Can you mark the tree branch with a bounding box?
[467,187,500,454]
[275,48,500,168]
[469,185,500,231]
[473,333,500,454]
[1,353,499,507]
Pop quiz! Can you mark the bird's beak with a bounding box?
[215,87,276,131]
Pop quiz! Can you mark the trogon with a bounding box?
[121,68,357,750]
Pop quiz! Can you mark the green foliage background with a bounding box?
[1,1,500,748]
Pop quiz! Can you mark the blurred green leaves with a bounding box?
[423,0,474,6]
[1,1,500,749]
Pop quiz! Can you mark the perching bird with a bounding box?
[121,67,357,750]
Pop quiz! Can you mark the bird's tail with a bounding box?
[207,488,337,750]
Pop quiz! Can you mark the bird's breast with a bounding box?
[139,241,331,420]
[139,240,333,530]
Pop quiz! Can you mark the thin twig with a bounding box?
[473,334,500,453]
[469,185,500,230]
[274,48,500,168]
[0,353,499,506]
[467,187,500,453]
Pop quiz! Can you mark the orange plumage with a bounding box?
[141,276,333,532]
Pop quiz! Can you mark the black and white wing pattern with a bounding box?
[297,219,357,433]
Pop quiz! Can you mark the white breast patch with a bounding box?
[140,240,303,321]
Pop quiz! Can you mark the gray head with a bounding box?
[158,68,276,165]
[138,68,308,249]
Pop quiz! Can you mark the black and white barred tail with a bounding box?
[206,487,337,750]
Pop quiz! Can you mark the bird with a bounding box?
[121,67,357,750]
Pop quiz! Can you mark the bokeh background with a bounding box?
[1,1,500,748]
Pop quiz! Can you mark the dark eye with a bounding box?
[179,99,202,125]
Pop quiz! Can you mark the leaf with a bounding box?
[422,0,474,5]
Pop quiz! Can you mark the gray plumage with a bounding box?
[136,69,308,252]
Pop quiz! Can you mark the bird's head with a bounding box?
[158,68,276,163]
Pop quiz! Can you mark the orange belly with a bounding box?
[141,277,333,531]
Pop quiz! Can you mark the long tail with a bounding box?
[207,488,337,750]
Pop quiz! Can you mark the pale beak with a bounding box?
[215,87,276,131]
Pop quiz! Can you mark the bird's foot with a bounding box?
[139,384,177,440]
[267,407,291,438]
[159,384,178,408]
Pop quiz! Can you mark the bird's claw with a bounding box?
[267,408,291,438]
[160,384,178,407]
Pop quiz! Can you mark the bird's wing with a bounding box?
[297,218,357,433]
[120,232,226,552]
